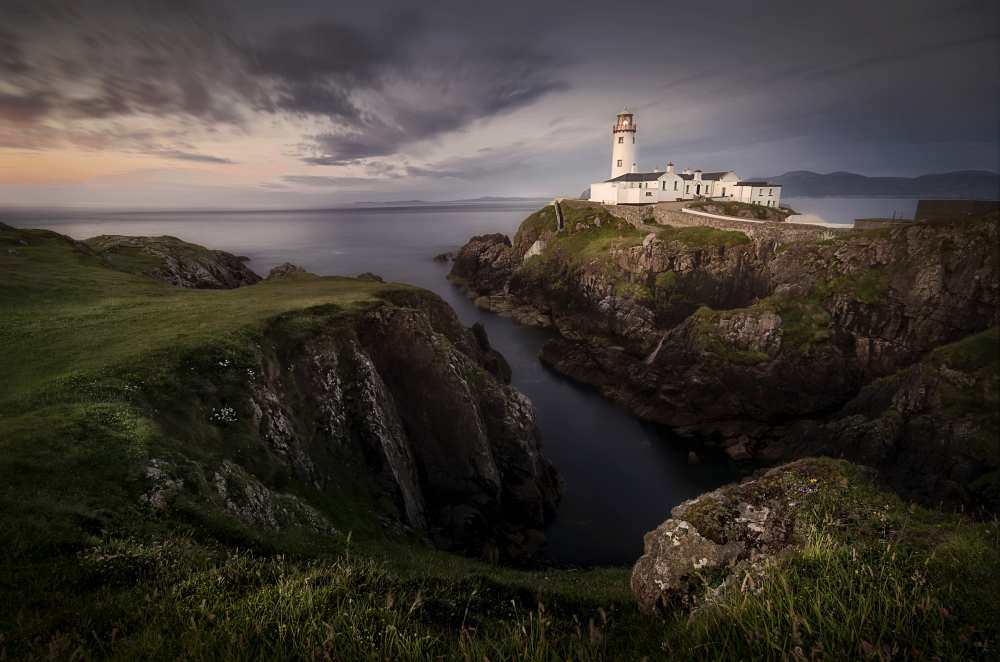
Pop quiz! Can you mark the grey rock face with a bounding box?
[631,460,814,615]
[185,289,560,562]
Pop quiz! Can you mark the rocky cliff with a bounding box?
[449,202,999,512]
[86,234,261,288]
[2,227,559,563]
[146,287,560,562]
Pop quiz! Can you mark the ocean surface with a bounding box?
[4,197,911,565]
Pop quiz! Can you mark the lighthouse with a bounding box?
[610,108,637,178]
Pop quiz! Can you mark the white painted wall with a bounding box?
[733,184,782,207]
[590,182,620,204]
[611,129,636,179]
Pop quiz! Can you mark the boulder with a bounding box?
[631,460,820,615]
[267,262,308,279]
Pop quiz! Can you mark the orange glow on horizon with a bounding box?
[0,150,173,185]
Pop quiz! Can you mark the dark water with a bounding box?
[6,204,736,566]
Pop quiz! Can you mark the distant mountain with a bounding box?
[767,170,1000,199]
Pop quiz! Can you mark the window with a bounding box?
[758,189,763,196]
[722,187,726,196]
[685,185,690,193]
[645,191,653,197]
[769,188,773,196]
[618,137,624,144]
[674,181,678,191]
[661,181,665,190]
[617,159,622,167]
[632,136,635,144]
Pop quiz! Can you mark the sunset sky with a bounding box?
[1,0,998,208]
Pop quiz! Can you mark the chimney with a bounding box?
[683,168,691,175]
[694,169,702,182]
[653,167,661,173]
[666,162,675,174]
[630,162,638,173]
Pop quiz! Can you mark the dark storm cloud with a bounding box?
[1,0,997,182]
[0,0,568,158]
[0,0,258,140]
[303,49,567,164]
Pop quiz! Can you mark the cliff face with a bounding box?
[449,203,999,511]
[2,225,559,565]
[144,287,560,563]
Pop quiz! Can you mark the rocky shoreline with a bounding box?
[448,202,1000,513]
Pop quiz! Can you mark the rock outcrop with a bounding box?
[147,286,560,562]
[631,459,858,615]
[450,202,1000,512]
[85,235,261,288]
[267,262,308,279]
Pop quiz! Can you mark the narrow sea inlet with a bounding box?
[8,203,739,565]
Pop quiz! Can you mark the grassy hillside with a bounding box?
[2,224,998,660]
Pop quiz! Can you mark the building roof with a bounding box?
[606,172,664,183]
[737,181,780,187]
[677,171,733,181]
[701,171,734,181]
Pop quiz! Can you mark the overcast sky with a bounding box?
[1,0,997,208]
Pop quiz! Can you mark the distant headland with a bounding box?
[766,169,1000,198]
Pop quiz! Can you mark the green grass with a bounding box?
[3,224,999,660]
[929,327,1000,372]
[814,268,891,305]
[650,459,1000,660]
[652,224,751,248]
[0,227,394,408]
[508,204,749,308]
[655,271,677,291]
[688,199,792,221]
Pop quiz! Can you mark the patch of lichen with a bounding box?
[679,496,739,545]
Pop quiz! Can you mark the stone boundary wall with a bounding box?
[855,218,914,231]
[565,200,853,243]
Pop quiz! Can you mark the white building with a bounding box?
[589,109,782,207]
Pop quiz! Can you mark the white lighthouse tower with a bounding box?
[610,108,637,178]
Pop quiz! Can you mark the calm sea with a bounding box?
[4,197,903,565]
